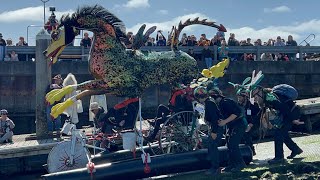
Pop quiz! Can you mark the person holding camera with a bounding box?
[0,109,15,143]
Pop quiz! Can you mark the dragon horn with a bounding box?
[171,18,227,50]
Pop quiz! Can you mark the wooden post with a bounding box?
[35,29,51,138]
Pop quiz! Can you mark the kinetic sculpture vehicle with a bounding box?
[42,4,253,178]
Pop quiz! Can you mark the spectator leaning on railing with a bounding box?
[201,42,214,68]
[228,33,240,61]
[286,35,297,61]
[274,36,285,46]
[218,40,229,61]
[16,36,28,61]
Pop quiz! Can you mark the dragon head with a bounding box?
[44,25,79,64]
[44,5,128,64]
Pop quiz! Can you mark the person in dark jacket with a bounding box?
[252,87,303,164]
[201,43,214,68]
[91,98,139,134]
[210,89,247,172]
[194,86,223,175]
[237,90,261,156]
[90,98,139,151]
[146,84,186,141]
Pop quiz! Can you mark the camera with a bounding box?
[49,7,55,12]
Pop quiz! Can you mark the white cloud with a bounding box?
[127,13,216,37]
[227,19,320,45]
[123,0,150,9]
[0,6,73,23]
[264,5,291,13]
[157,10,168,15]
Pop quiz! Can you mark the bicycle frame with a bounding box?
[68,127,105,166]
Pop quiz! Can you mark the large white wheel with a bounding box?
[47,140,88,173]
[159,111,209,154]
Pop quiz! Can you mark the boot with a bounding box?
[287,148,303,159]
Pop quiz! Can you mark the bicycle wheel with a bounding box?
[47,140,88,173]
[159,111,209,154]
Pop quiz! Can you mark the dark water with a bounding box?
[1,171,44,180]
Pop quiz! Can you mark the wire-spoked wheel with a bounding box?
[159,111,209,154]
[47,140,88,173]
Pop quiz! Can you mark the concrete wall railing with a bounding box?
[5,46,320,61]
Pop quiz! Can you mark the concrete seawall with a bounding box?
[1,61,319,134]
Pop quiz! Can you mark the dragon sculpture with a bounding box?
[44,5,227,118]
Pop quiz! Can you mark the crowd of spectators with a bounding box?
[0,29,309,62]
[120,30,302,63]
[0,33,29,61]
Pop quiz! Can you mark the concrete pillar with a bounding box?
[35,29,51,138]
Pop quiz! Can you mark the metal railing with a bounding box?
[5,45,320,61]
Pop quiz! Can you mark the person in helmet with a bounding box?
[194,86,224,175]
[236,90,261,156]
[210,88,247,172]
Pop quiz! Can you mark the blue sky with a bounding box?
[0,0,319,46]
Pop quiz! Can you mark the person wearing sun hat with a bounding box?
[236,89,260,156]
[0,109,15,143]
[193,86,224,175]
[210,88,247,172]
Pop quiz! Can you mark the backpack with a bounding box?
[272,84,298,101]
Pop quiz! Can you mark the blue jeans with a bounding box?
[47,105,61,131]
[205,57,213,68]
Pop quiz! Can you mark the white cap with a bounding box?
[89,102,99,111]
